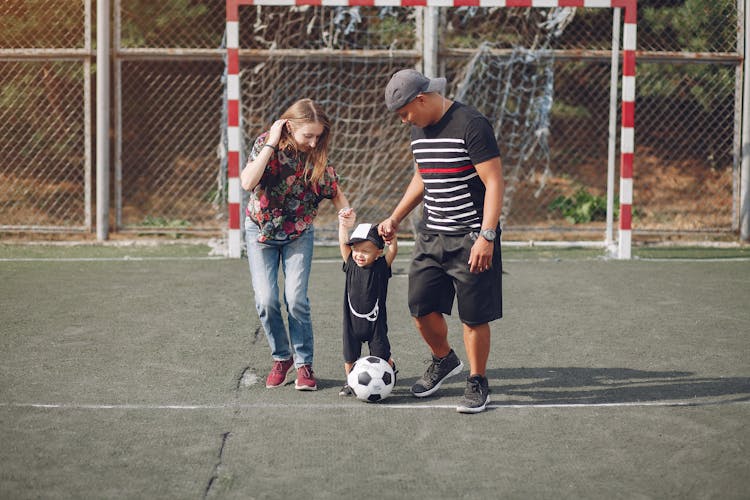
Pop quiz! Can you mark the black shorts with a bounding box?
[408,231,502,326]
[343,329,391,364]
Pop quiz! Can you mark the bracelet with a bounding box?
[263,143,278,153]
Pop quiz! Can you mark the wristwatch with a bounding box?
[480,229,496,242]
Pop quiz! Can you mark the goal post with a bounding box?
[225,0,637,259]
[225,3,241,258]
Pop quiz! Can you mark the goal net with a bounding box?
[450,7,576,227]
[224,1,636,259]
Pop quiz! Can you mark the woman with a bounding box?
[241,99,354,391]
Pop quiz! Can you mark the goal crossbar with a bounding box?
[225,0,637,259]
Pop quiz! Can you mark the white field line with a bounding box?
[2,399,748,411]
[633,257,750,262]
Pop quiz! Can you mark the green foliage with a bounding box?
[0,0,83,48]
[638,62,734,115]
[141,216,190,228]
[548,188,611,224]
[140,216,191,238]
[639,0,736,112]
[202,187,220,204]
[551,101,591,120]
[366,15,415,49]
[120,0,210,47]
[642,0,736,53]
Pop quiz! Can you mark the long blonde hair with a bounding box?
[278,99,332,190]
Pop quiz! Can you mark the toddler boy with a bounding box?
[338,219,398,396]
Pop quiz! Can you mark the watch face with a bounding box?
[482,229,496,241]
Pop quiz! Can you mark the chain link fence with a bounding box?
[0,0,91,232]
[115,0,226,232]
[0,1,744,244]
[624,1,740,236]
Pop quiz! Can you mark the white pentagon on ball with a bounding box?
[347,356,395,403]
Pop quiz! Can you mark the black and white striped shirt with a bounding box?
[411,102,501,234]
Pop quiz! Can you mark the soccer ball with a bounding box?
[347,356,395,403]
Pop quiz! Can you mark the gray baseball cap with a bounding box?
[384,69,447,112]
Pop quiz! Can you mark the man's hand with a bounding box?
[378,217,399,245]
[468,236,494,274]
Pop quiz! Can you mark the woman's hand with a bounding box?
[266,119,286,148]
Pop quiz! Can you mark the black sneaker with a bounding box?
[456,375,491,414]
[339,384,353,397]
[411,349,464,398]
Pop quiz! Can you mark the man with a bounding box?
[379,69,504,414]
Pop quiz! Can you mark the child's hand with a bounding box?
[338,207,356,228]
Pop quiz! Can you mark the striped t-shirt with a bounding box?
[410,102,501,234]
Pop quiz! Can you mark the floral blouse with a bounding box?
[246,132,339,242]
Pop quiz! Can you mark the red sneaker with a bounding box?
[266,358,294,388]
[295,365,317,391]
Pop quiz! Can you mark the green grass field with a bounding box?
[1,242,749,499]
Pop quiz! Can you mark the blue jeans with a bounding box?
[245,219,315,368]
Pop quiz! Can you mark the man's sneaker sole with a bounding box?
[411,361,464,398]
[456,394,490,414]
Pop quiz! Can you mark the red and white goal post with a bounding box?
[225,0,637,259]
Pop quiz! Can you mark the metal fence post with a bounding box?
[423,6,438,78]
[84,0,92,231]
[742,0,750,241]
[96,0,110,241]
[606,8,621,254]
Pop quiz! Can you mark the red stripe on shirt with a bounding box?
[418,164,475,175]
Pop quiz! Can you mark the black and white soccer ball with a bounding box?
[347,356,395,403]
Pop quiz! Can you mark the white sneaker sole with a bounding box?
[411,361,464,398]
[456,394,490,414]
[295,383,317,391]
